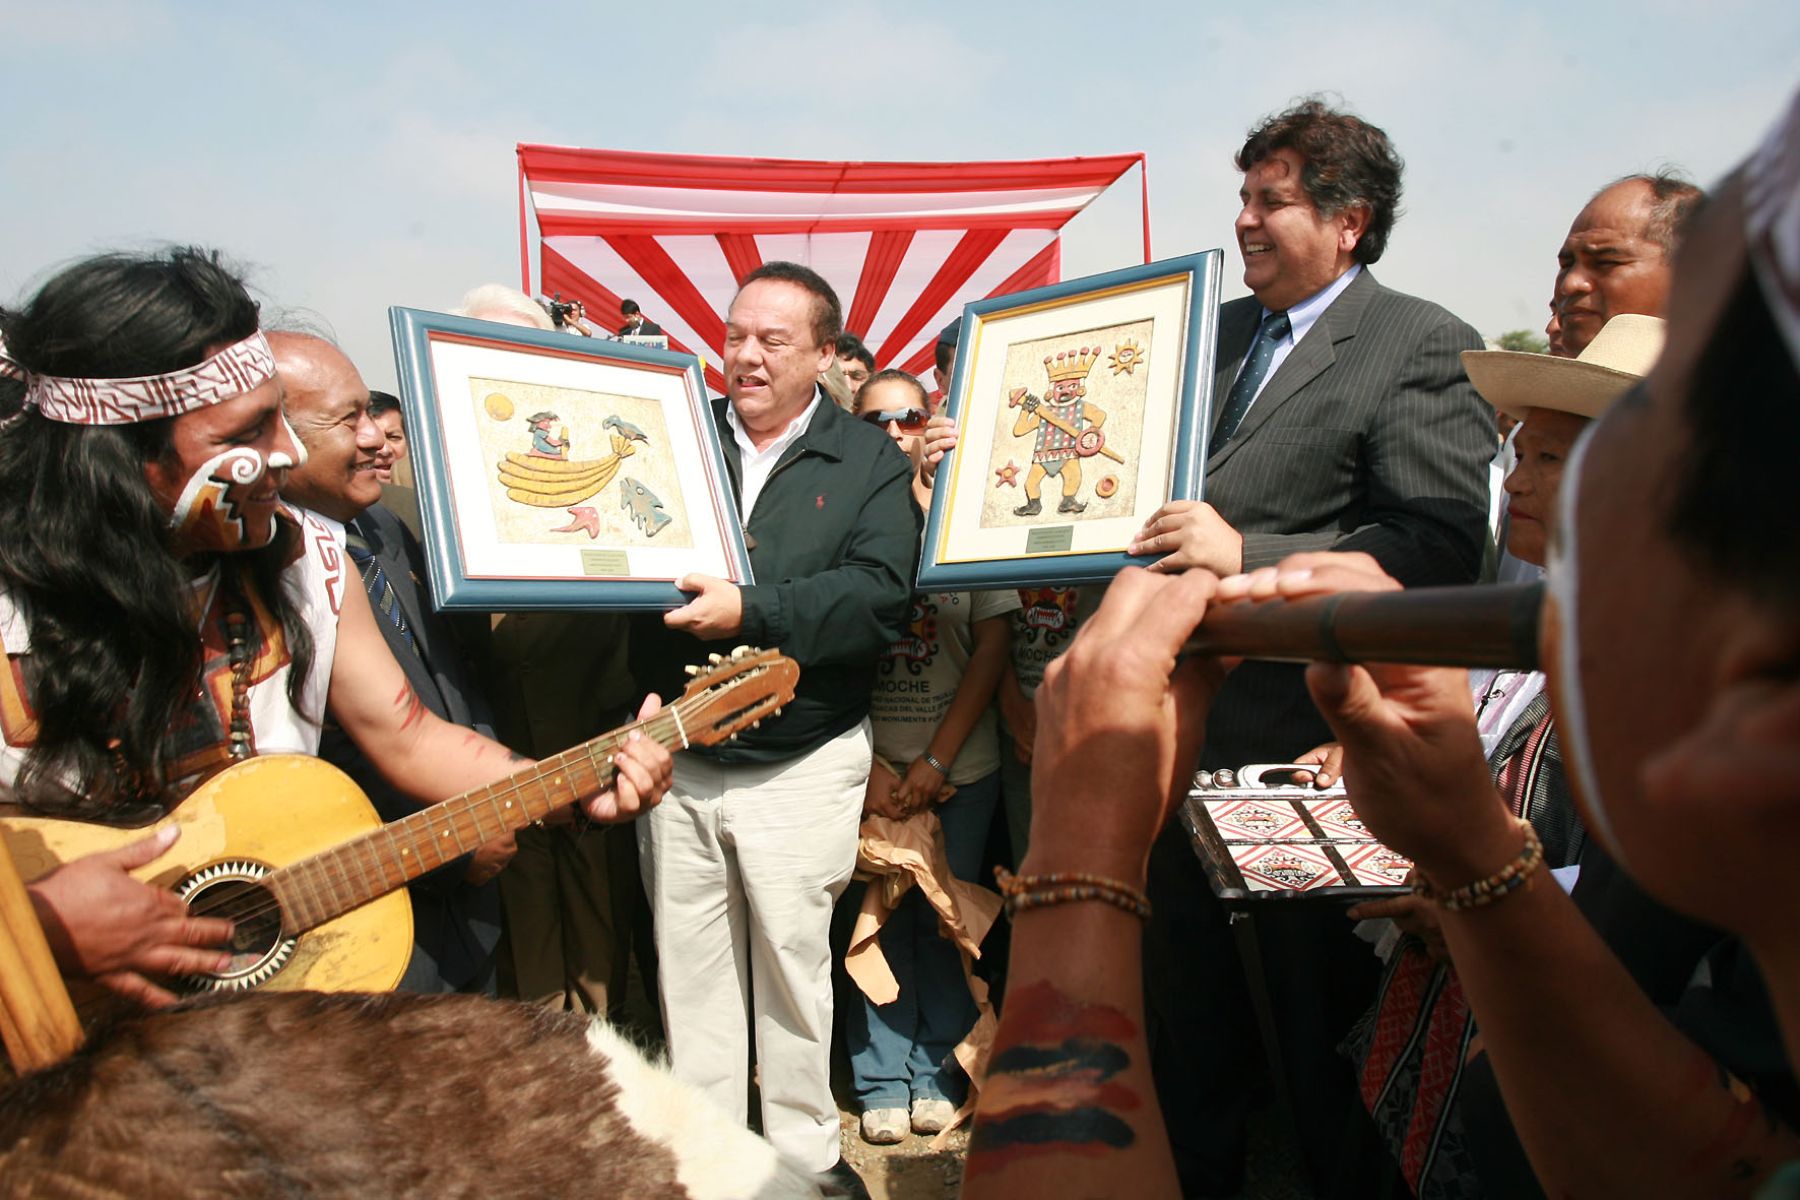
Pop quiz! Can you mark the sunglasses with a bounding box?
[861,408,929,434]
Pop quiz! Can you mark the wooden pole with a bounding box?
[1181,582,1544,671]
[0,837,82,1074]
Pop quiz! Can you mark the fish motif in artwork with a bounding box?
[620,477,672,537]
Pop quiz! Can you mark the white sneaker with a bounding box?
[860,1107,908,1145]
[910,1097,956,1134]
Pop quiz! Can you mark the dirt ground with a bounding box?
[837,1113,971,1200]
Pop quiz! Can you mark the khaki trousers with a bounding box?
[639,721,870,1172]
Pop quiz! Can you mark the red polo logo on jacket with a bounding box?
[816,494,825,509]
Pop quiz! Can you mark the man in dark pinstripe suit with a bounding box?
[1128,99,1495,1196]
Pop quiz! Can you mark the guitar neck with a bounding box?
[269,708,690,934]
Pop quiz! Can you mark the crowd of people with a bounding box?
[0,86,1796,1200]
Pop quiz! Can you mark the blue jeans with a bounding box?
[848,771,999,1109]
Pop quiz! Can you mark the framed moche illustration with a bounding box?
[917,252,1222,590]
[389,307,750,610]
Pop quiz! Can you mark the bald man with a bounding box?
[273,333,547,994]
[1550,172,1702,355]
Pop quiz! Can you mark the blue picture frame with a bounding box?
[917,251,1223,591]
[389,306,751,611]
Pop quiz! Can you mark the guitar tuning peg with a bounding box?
[750,719,761,729]
[733,645,752,657]
[707,653,724,665]
[683,664,701,677]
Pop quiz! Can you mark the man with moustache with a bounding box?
[368,389,406,484]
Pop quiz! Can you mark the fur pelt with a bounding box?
[0,990,821,1198]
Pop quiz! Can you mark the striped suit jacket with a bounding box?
[1199,268,1495,765]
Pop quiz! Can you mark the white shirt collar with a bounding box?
[725,388,823,464]
[1269,263,1362,345]
[725,388,824,518]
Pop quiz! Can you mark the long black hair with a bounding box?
[0,247,315,818]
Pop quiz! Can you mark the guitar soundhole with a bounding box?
[173,860,298,995]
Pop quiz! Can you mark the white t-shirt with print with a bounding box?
[871,588,1021,785]
[1007,585,1106,700]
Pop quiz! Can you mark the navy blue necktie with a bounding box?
[1209,310,1291,456]
[344,521,417,655]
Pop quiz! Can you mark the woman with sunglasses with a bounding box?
[857,373,933,504]
[847,370,1020,1143]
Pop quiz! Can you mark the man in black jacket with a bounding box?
[632,262,918,1188]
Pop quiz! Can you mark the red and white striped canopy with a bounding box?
[517,146,1147,394]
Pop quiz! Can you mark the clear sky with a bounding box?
[2,0,1795,390]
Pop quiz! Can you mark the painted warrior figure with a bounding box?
[1010,347,1107,517]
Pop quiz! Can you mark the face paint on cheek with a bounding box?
[1543,426,1623,861]
[167,446,272,551]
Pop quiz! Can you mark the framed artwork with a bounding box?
[917,251,1222,590]
[389,307,750,610]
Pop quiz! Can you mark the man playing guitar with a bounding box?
[0,248,672,1007]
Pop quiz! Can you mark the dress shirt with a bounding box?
[1231,263,1363,416]
[725,389,822,518]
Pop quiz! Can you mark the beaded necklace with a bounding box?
[110,576,256,801]
[222,598,253,760]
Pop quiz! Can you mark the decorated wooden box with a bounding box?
[1180,764,1413,906]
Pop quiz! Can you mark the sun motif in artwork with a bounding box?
[994,460,1021,488]
[1108,340,1146,376]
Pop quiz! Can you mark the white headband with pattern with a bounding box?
[0,330,276,425]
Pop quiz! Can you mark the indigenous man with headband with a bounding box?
[0,248,671,1007]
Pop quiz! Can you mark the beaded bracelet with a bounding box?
[994,867,1153,922]
[1412,818,1544,912]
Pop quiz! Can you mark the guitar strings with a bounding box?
[176,680,771,928]
[178,710,678,925]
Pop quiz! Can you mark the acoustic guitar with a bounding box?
[0,646,796,1000]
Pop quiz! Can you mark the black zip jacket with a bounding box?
[633,392,920,763]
